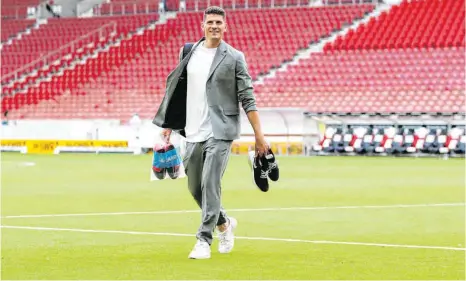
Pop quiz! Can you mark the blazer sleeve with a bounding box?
[235,51,257,113]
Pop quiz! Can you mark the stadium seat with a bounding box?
[1,0,38,19]
[312,125,465,156]
[456,135,466,154]
[1,19,35,42]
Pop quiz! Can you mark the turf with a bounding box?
[1,153,465,280]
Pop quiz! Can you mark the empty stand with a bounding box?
[325,0,465,51]
[325,0,374,5]
[94,0,160,16]
[2,15,157,84]
[187,0,315,10]
[4,5,373,120]
[1,19,115,83]
[257,47,465,113]
[93,0,339,15]
[1,13,160,105]
[2,13,159,115]
[254,0,465,113]
[1,0,39,19]
[1,19,35,42]
[2,0,39,6]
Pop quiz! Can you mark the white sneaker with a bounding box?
[188,240,211,259]
[218,217,238,254]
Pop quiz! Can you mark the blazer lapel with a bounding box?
[165,38,204,90]
[177,38,205,76]
[207,41,227,81]
[153,38,205,128]
[181,38,204,63]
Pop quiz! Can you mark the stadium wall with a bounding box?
[2,113,464,157]
[0,109,311,155]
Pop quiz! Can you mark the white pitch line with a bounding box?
[2,225,464,252]
[1,161,36,167]
[2,203,464,219]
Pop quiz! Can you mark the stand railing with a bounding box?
[2,21,116,84]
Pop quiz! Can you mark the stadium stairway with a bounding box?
[255,2,389,86]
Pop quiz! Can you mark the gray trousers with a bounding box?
[183,137,232,245]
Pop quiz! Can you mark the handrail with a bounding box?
[2,21,116,83]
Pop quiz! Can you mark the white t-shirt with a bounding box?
[185,43,217,143]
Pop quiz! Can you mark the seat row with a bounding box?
[312,125,465,156]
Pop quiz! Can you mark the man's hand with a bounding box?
[245,110,269,156]
[161,128,172,143]
[255,134,269,156]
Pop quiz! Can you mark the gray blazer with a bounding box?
[152,37,257,140]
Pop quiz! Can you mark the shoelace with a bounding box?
[218,228,232,245]
[254,155,275,179]
[268,162,277,169]
[260,169,268,179]
[219,234,229,245]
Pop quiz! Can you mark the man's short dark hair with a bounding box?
[203,6,226,21]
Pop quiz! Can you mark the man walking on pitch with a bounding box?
[153,6,269,259]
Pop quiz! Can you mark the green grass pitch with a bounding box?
[1,152,465,280]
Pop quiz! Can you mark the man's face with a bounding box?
[202,14,226,41]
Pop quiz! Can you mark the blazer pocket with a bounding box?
[216,63,234,75]
[220,62,234,69]
[223,107,239,116]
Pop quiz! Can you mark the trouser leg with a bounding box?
[184,138,232,245]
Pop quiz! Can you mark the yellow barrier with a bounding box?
[26,140,58,154]
[1,139,302,155]
[0,140,27,147]
[231,141,303,155]
[1,140,128,154]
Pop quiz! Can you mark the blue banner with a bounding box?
[152,147,181,169]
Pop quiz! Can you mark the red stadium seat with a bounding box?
[0,19,35,42]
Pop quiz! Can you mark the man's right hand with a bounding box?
[161,129,172,143]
